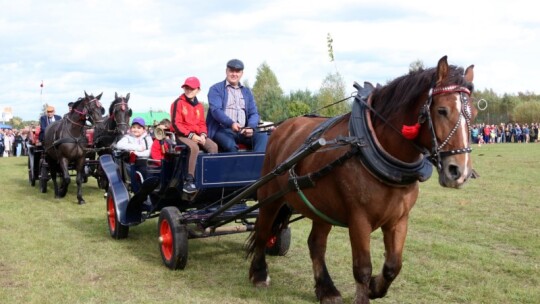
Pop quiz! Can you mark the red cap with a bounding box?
[182,77,201,89]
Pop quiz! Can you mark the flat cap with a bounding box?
[226,59,244,70]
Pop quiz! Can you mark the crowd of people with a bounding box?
[471,122,539,144]
[0,128,32,157]
[0,105,61,157]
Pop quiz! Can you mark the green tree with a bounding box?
[8,116,24,129]
[286,89,318,115]
[316,72,349,117]
[252,62,284,122]
[513,102,540,123]
[409,59,425,73]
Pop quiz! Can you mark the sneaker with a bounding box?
[183,181,197,194]
[183,174,196,193]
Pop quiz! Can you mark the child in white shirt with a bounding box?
[115,117,153,157]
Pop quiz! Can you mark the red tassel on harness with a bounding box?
[401,123,421,139]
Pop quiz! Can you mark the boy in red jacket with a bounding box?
[170,76,218,193]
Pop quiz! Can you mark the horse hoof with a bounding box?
[78,200,86,205]
[252,275,271,288]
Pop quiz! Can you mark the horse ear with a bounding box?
[464,64,475,83]
[436,55,449,86]
[126,93,130,101]
[115,92,118,99]
[96,92,103,100]
[84,91,89,98]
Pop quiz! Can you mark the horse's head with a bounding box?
[109,92,132,135]
[83,91,105,125]
[417,56,476,188]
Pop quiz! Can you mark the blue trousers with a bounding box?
[212,128,268,152]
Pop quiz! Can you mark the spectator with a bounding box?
[4,129,13,157]
[13,130,23,157]
[170,76,218,193]
[206,59,268,152]
[0,130,4,157]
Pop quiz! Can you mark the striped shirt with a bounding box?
[225,83,246,127]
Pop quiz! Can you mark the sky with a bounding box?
[1,0,538,121]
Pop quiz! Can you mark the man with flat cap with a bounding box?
[206,59,268,152]
[38,105,62,143]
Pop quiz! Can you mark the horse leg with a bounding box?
[75,159,85,205]
[50,166,60,198]
[59,159,71,198]
[368,217,408,299]
[308,222,342,304]
[248,201,284,287]
[349,218,373,304]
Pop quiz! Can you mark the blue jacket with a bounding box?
[39,114,62,142]
[206,80,260,139]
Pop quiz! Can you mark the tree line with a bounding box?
[251,60,540,125]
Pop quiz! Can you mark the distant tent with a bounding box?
[130,111,170,127]
[0,123,13,129]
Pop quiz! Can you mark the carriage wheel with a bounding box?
[39,160,48,193]
[28,157,36,187]
[266,227,291,256]
[158,207,188,270]
[106,188,129,239]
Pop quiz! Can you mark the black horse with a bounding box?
[91,92,132,189]
[43,92,105,204]
[94,92,132,152]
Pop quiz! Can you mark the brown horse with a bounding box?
[43,92,104,204]
[247,56,476,303]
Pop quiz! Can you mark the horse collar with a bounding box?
[349,94,433,186]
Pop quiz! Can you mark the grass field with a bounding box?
[0,143,539,303]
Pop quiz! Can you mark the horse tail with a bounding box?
[245,204,292,258]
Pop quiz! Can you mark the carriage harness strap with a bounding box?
[286,83,441,227]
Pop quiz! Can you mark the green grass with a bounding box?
[0,143,539,303]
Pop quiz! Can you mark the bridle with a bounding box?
[86,97,105,124]
[109,98,130,133]
[422,85,473,170]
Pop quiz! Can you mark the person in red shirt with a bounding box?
[170,76,218,193]
[150,118,172,161]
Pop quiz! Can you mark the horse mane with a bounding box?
[371,65,474,122]
[71,97,85,111]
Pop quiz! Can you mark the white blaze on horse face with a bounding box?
[454,93,470,178]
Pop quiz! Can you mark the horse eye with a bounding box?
[437,107,448,116]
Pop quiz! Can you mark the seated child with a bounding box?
[115,117,153,158]
[150,118,172,161]
[170,76,218,193]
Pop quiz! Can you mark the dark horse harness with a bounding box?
[47,98,103,154]
[285,82,473,226]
